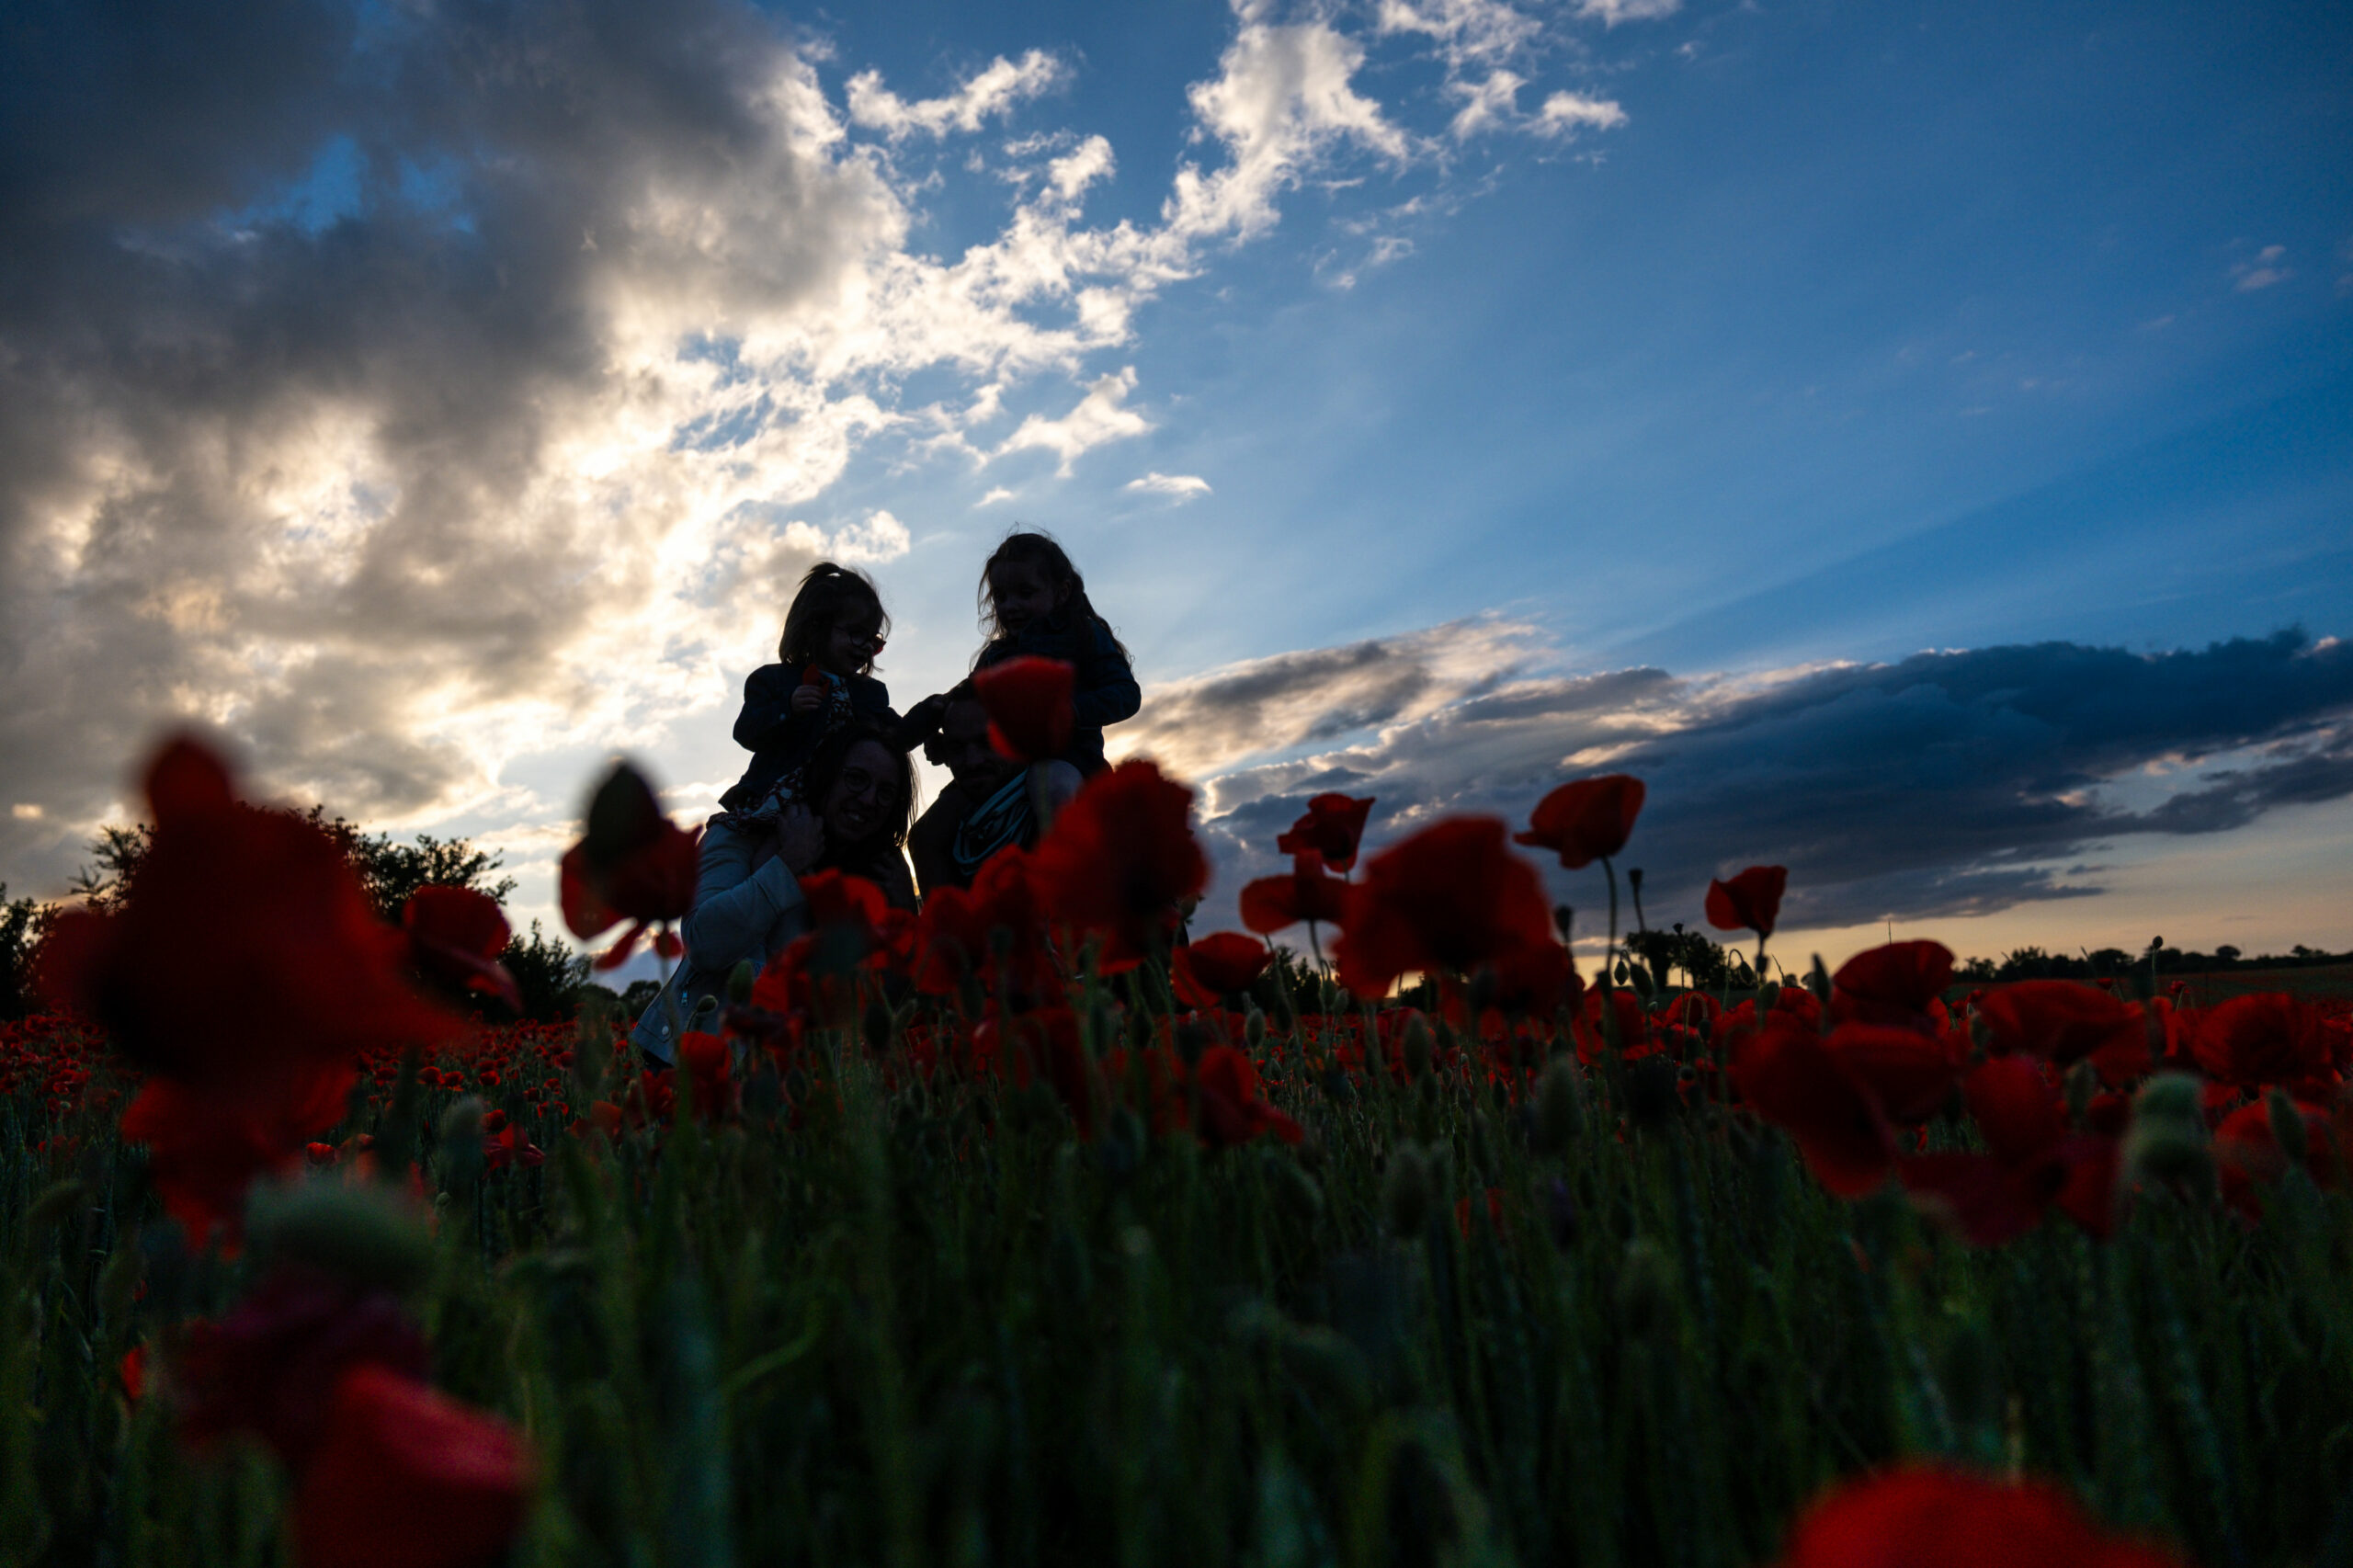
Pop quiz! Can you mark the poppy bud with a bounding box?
[727,960,756,1006]
[1807,954,1833,1005]
[246,1179,434,1295]
[1245,1007,1267,1053]
[2122,1072,2212,1192]
[1615,1237,1678,1340]
[1382,1145,1433,1240]
[1627,961,1654,1001]
[1267,1152,1324,1227]
[1534,1058,1585,1152]
[2267,1089,2309,1167]
[1552,904,1574,944]
[2063,1060,2097,1127]
[1402,1016,1434,1081]
[437,1096,486,1187]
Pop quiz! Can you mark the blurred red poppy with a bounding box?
[559,763,700,965]
[36,734,458,1096]
[402,886,519,1012]
[1275,793,1375,872]
[1192,1043,1303,1147]
[121,1062,358,1251]
[1032,760,1209,969]
[1830,940,1955,1033]
[1774,1462,2186,1568]
[913,845,1056,1001]
[1514,775,1644,869]
[1174,934,1272,1008]
[2192,993,2331,1086]
[2214,1098,2340,1219]
[1336,818,1554,998]
[973,655,1076,763]
[1975,981,2143,1067]
[292,1365,532,1568]
[1733,1014,1897,1197]
[178,1265,431,1468]
[1898,1056,2120,1245]
[1704,865,1787,938]
[1239,849,1350,935]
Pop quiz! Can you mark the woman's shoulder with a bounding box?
[847,672,892,707]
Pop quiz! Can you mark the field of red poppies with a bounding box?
[6,729,2353,1568]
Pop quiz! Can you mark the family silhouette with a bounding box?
[633,531,1139,1060]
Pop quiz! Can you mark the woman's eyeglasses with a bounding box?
[837,768,898,804]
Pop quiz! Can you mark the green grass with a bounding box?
[5,985,2350,1568]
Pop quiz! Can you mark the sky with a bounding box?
[3,0,2349,977]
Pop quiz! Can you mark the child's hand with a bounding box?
[777,803,824,874]
[790,684,824,716]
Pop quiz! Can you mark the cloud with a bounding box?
[1123,472,1211,500]
[846,51,1068,140]
[1155,627,2353,934]
[2233,244,2290,291]
[976,486,1017,506]
[1165,14,1412,244]
[0,0,1653,911]
[1534,91,1630,138]
[995,368,1152,473]
[1574,0,1683,25]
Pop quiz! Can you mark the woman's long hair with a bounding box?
[801,722,916,851]
[975,529,1130,664]
[779,562,888,673]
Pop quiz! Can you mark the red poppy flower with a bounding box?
[559,763,700,961]
[1173,933,1272,1008]
[1823,1024,1961,1123]
[973,656,1076,764]
[1574,987,1654,1064]
[35,735,458,1096]
[120,1061,358,1251]
[1897,1056,2120,1245]
[292,1365,532,1568]
[1733,1014,1897,1197]
[1774,1462,2186,1568]
[2214,1099,2340,1220]
[1975,981,2144,1067]
[177,1265,431,1468]
[1513,775,1644,869]
[913,845,1056,1000]
[1275,793,1375,872]
[1830,941,1955,1033]
[1032,760,1209,969]
[2191,993,2330,1086]
[676,1030,734,1120]
[402,886,519,1012]
[1335,818,1554,998]
[1704,865,1787,938]
[1239,850,1349,936]
[1192,1042,1304,1147]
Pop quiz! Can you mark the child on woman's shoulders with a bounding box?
[722,562,900,819]
[952,530,1140,777]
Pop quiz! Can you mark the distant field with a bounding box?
[2165,963,2353,1002]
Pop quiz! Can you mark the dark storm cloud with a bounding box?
[1187,630,2353,935]
[0,0,892,886]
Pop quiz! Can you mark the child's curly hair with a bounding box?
[779,562,888,673]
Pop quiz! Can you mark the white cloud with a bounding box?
[1124,472,1212,500]
[1535,91,1630,136]
[847,50,1068,140]
[1165,17,1412,244]
[977,486,1017,506]
[1574,0,1682,24]
[995,368,1153,473]
[2233,244,2290,292]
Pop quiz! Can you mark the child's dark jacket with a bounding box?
[975,610,1140,775]
[720,665,900,812]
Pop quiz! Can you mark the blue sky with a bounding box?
[1,0,2347,970]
